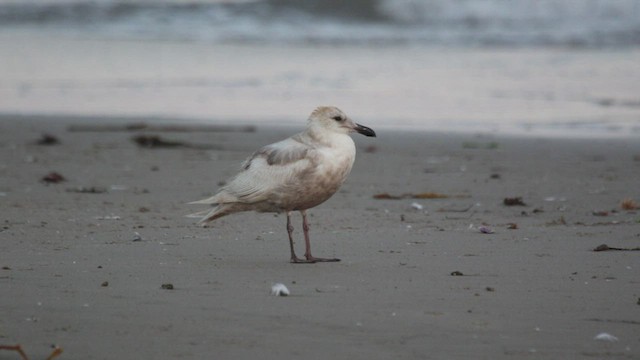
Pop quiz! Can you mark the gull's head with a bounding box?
[308,106,376,137]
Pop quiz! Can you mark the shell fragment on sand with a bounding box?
[271,283,290,296]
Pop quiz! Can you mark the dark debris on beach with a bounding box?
[132,135,222,150]
[593,244,640,252]
[36,134,60,145]
[503,197,526,206]
[41,172,66,184]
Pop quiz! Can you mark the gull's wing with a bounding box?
[225,135,318,203]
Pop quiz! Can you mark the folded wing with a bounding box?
[190,136,317,206]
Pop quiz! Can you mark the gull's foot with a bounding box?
[305,256,341,263]
[290,256,317,264]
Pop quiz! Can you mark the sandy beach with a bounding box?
[2,2,640,358]
[1,116,638,359]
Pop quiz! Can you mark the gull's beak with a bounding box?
[354,123,376,137]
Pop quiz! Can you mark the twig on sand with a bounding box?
[0,344,63,360]
[131,135,222,150]
[68,123,256,133]
[374,192,469,200]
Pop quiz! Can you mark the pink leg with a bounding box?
[286,212,314,264]
[301,210,340,262]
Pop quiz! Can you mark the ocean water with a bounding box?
[2,0,639,47]
[1,0,640,137]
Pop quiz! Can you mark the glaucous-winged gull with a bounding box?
[188,106,376,263]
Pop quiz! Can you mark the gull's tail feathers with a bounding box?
[188,190,241,226]
[188,189,238,205]
[185,209,211,219]
[186,204,235,227]
[188,195,219,205]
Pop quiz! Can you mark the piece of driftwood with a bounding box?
[68,123,256,133]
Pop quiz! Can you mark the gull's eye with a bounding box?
[332,115,343,122]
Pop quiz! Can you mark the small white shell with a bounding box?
[410,202,423,210]
[594,333,618,342]
[271,283,290,296]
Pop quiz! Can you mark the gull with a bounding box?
[188,106,376,263]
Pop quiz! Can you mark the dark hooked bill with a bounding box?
[355,123,376,137]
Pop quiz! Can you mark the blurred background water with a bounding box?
[2,0,639,47]
[1,0,639,136]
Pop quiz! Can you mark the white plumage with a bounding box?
[188,106,376,263]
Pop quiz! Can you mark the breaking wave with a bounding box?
[1,0,639,47]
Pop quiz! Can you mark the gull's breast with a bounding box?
[274,137,356,211]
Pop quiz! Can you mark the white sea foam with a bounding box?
[1,0,639,47]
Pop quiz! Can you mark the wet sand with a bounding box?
[2,32,640,137]
[1,116,639,359]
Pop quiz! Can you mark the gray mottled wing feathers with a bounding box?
[228,137,316,203]
[243,136,309,169]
